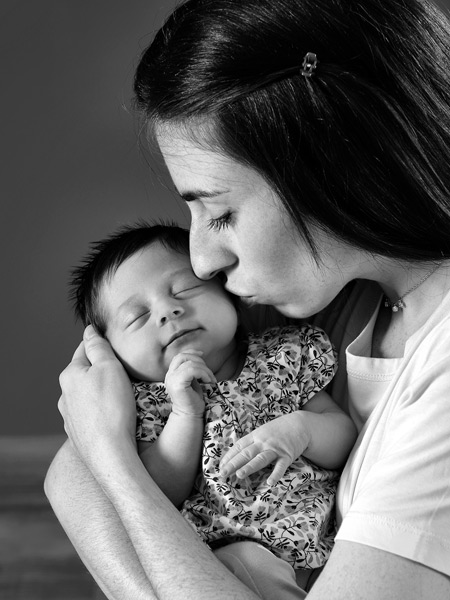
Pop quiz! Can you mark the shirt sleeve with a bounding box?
[336,355,450,577]
[133,381,172,442]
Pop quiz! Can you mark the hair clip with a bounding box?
[301,52,318,78]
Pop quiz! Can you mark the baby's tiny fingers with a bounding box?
[195,364,217,384]
[169,351,205,371]
[266,457,291,487]
[235,450,278,479]
[220,437,254,470]
[220,448,258,478]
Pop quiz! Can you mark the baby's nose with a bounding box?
[159,306,184,325]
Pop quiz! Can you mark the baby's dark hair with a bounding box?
[70,221,190,336]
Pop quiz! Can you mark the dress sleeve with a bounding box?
[133,381,172,442]
[262,325,338,408]
[294,324,338,405]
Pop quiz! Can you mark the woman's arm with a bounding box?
[45,440,158,600]
[46,446,450,600]
[308,540,450,600]
[52,326,259,600]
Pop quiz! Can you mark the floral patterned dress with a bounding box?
[135,325,339,569]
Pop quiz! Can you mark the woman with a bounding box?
[46,0,450,598]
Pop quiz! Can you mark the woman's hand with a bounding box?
[219,412,310,486]
[58,325,136,468]
[164,350,215,417]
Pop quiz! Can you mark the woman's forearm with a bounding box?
[139,412,204,506]
[91,436,260,600]
[45,440,157,600]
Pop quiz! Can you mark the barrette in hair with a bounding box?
[301,52,318,77]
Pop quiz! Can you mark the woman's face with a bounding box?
[157,126,367,318]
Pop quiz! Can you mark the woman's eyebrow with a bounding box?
[179,189,229,202]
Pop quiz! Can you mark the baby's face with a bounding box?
[101,242,238,381]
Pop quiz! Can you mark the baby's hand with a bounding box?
[165,350,216,418]
[220,413,310,486]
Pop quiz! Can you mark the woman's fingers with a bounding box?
[59,326,136,450]
[71,340,88,363]
[83,325,117,365]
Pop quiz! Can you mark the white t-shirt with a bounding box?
[314,280,450,577]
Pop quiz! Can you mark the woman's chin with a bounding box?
[273,302,314,320]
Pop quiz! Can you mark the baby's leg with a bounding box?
[214,541,309,600]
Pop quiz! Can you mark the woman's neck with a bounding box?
[371,260,450,358]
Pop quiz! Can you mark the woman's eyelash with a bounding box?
[207,212,232,231]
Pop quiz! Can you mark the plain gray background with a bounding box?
[1,0,181,435]
[2,0,449,435]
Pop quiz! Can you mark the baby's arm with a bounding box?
[300,390,357,468]
[220,390,357,485]
[139,350,215,507]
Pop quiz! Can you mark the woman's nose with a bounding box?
[189,225,236,280]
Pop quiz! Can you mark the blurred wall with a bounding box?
[1,0,449,435]
[1,0,181,434]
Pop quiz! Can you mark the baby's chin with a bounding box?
[126,364,165,384]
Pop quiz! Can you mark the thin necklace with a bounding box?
[384,262,443,312]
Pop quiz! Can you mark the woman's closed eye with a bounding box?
[207,211,233,231]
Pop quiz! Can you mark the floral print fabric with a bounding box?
[135,325,338,568]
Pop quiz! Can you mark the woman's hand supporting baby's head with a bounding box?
[58,325,137,472]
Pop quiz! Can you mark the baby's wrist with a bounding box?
[171,406,205,419]
[289,411,312,453]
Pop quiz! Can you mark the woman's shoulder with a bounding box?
[404,286,450,367]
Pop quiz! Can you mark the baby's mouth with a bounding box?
[164,328,201,349]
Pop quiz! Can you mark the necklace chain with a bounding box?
[384,262,443,313]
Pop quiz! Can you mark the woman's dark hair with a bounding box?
[70,221,190,336]
[134,0,450,261]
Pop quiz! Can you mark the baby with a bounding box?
[70,221,356,574]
